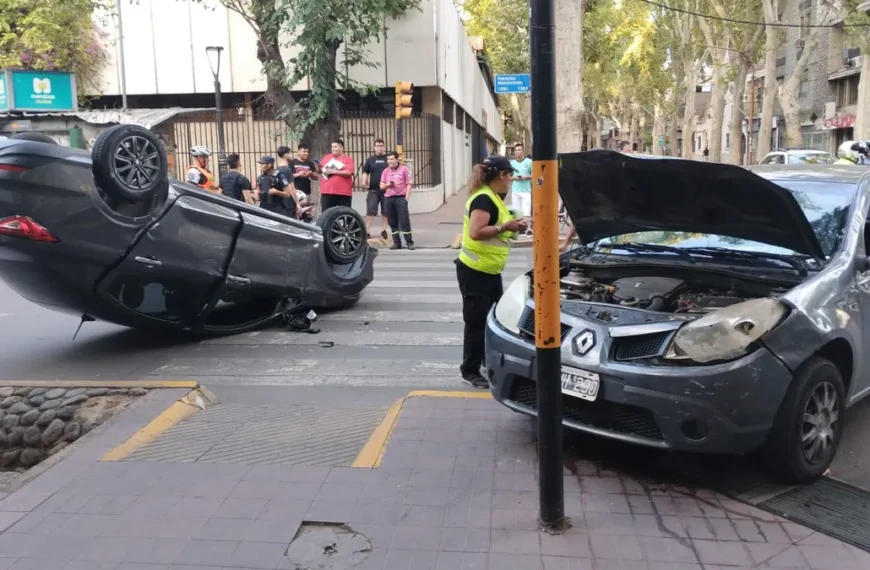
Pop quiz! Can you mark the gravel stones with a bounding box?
[39,399,62,411]
[41,419,65,447]
[56,406,76,421]
[1,450,20,467]
[0,388,13,398]
[43,388,66,400]
[20,409,40,426]
[64,422,82,442]
[0,396,22,409]
[20,448,44,467]
[86,388,109,397]
[108,389,129,396]
[6,427,23,447]
[7,402,31,415]
[36,409,57,427]
[65,388,87,398]
[28,388,48,398]
[130,388,148,396]
[2,415,19,429]
[22,426,41,447]
[60,395,88,407]
[28,396,45,406]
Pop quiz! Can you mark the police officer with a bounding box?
[835,141,870,165]
[256,156,298,217]
[455,155,527,388]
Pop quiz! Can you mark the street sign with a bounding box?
[2,70,78,112]
[658,135,665,147]
[495,74,531,94]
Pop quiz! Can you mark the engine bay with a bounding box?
[559,268,784,314]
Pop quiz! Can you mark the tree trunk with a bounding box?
[854,54,870,140]
[630,111,639,149]
[780,33,825,147]
[668,113,678,156]
[250,0,296,124]
[681,62,697,158]
[729,58,750,165]
[300,40,342,157]
[757,0,780,159]
[555,0,585,152]
[708,65,727,162]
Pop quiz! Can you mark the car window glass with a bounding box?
[205,291,279,328]
[107,276,210,323]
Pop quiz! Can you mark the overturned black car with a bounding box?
[0,126,375,336]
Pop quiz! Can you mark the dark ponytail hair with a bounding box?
[466,163,502,195]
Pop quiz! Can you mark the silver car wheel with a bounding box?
[330,213,364,256]
[112,135,161,191]
[801,380,839,464]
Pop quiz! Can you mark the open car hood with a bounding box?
[558,150,826,260]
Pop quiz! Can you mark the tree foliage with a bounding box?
[0,0,108,95]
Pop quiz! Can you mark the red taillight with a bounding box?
[0,164,28,173]
[0,216,58,243]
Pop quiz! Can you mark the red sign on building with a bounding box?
[824,115,856,129]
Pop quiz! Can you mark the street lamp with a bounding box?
[205,46,227,175]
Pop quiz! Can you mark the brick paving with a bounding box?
[0,392,868,569]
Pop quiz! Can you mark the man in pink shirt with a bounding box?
[318,139,355,211]
[380,151,414,250]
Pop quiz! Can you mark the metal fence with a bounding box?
[170,109,442,190]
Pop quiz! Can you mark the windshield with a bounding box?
[788,153,835,165]
[599,180,855,259]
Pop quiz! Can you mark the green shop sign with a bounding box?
[0,70,78,112]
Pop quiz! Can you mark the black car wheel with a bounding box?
[9,132,58,144]
[763,356,845,483]
[92,125,168,203]
[317,206,367,264]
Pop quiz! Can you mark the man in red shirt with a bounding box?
[318,139,355,211]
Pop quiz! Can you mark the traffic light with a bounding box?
[395,81,413,119]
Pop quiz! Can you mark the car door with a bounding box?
[198,210,319,333]
[96,195,241,327]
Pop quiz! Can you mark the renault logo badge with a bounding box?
[574,330,595,355]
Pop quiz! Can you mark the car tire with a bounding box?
[763,356,845,484]
[317,205,367,264]
[91,124,168,203]
[9,132,58,144]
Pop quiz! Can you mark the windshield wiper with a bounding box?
[682,247,808,277]
[602,242,696,264]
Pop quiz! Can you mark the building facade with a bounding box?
[84,0,502,213]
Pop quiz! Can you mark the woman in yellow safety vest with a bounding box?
[455,155,527,388]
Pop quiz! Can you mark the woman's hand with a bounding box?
[503,219,526,232]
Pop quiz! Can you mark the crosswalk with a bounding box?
[151,248,533,388]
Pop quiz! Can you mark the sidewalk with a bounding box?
[0,389,866,569]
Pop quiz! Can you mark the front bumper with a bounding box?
[484,307,793,454]
[301,244,378,308]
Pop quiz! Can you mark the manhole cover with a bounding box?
[284,522,372,570]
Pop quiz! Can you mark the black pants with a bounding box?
[385,196,413,246]
[321,194,352,211]
[456,261,503,376]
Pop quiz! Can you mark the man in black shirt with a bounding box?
[219,153,254,204]
[361,139,389,239]
[288,144,318,196]
[256,156,297,217]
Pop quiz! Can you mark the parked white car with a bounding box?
[759,148,836,165]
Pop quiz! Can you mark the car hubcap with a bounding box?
[330,214,363,256]
[113,135,161,190]
[801,381,839,464]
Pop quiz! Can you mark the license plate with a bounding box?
[560,367,600,402]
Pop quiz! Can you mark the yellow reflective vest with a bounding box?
[457,186,516,275]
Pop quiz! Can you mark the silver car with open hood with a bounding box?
[485,149,870,483]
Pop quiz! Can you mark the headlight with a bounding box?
[663,298,787,363]
[494,274,530,334]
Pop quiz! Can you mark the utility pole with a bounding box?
[531,0,567,532]
[748,74,756,165]
[115,0,128,110]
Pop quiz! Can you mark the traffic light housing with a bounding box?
[395,81,413,119]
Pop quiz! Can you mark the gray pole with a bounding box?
[116,0,128,110]
[214,78,227,175]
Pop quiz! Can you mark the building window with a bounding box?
[725,133,730,149]
[835,75,859,107]
[801,126,828,151]
[799,78,809,99]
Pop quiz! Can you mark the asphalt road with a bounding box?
[3,248,870,490]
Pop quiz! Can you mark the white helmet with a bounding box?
[837,141,860,163]
[190,146,211,157]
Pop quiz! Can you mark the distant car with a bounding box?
[0,126,375,336]
[486,149,870,483]
[759,148,836,165]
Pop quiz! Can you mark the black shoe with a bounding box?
[406,242,416,251]
[462,372,489,389]
[389,244,401,250]
[381,230,388,239]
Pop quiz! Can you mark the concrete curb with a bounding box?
[100,386,218,461]
[351,390,492,469]
[0,380,199,388]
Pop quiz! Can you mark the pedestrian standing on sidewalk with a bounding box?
[257,156,298,218]
[381,151,415,250]
[289,144,319,197]
[318,139,355,211]
[509,143,533,235]
[219,153,255,205]
[362,139,390,240]
[456,155,527,388]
